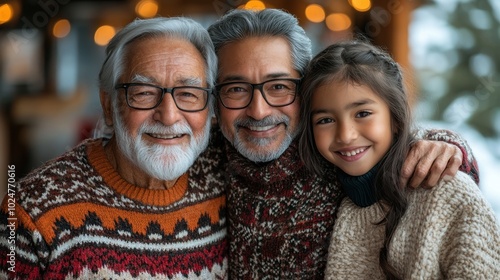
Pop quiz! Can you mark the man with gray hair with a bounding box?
[208,8,479,279]
[0,17,227,279]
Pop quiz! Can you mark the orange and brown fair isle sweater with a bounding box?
[0,138,227,279]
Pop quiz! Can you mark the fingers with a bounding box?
[401,140,432,188]
[409,153,436,188]
[402,141,463,188]
[440,145,462,180]
[423,144,462,187]
[423,154,450,188]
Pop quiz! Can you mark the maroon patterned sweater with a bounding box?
[225,129,479,279]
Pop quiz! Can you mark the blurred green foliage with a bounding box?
[418,0,500,137]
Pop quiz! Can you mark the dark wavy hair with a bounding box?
[298,40,416,279]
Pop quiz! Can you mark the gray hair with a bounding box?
[207,8,312,77]
[99,17,217,93]
[95,17,217,138]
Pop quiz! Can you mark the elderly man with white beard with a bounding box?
[0,17,227,279]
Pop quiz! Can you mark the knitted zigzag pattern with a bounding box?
[0,138,228,279]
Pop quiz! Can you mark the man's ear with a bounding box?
[100,90,113,127]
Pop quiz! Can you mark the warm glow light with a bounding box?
[244,1,265,10]
[305,4,325,23]
[326,13,352,31]
[94,25,116,46]
[135,0,158,18]
[0,4,13,24]
[53,19,71,38]
[351,0,371,12]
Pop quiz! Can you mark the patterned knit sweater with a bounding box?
[0,138,228,279]
[325,172,500,279]
[225,129,479,280]
[225,140,341,279]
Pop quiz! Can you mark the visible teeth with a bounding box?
[248,125,275,131]
[340,148,366,157]
[150,133,182,139]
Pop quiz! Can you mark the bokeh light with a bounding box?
[0,4,13,24]
[53,19,71,38]
[305,4,326,23]
[244,1,265,11]
[325,13,352,31]
[135,0,158,18]
[94,25,116,46]
[350,0,371,12]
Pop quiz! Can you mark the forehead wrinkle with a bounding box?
[220,72,295,83]
[265,72,294,80]
[130,74,203,87]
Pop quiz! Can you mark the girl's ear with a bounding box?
[100,90,113,127]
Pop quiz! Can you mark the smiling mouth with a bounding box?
[147,133,184,139]
[338,147,367,157]
[247,124,278,132]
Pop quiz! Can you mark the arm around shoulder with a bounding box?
[415,128,479,184]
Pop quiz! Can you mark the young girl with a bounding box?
[298,40,500,279]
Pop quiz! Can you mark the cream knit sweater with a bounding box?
[325,171,500,279]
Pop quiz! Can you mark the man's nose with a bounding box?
[153,93,183,125]
[245,88,273,120]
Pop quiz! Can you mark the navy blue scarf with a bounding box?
[337,163,380,207]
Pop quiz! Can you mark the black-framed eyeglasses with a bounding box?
[215,78,301,109]
[115,83,212,112]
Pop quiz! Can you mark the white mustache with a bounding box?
[138,122,193,138]
[236,115,289,129]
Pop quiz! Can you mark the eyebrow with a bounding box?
[181,77,203,87]
[344,98,376,110]
[220,72,293,83]
[131,74,156,84]
[311,98,377,115]
[131,74,202,87]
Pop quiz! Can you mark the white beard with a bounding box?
[113,106,211,181]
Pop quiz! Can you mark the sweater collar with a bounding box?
[337,163,380,207]
[86,139,188,206]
